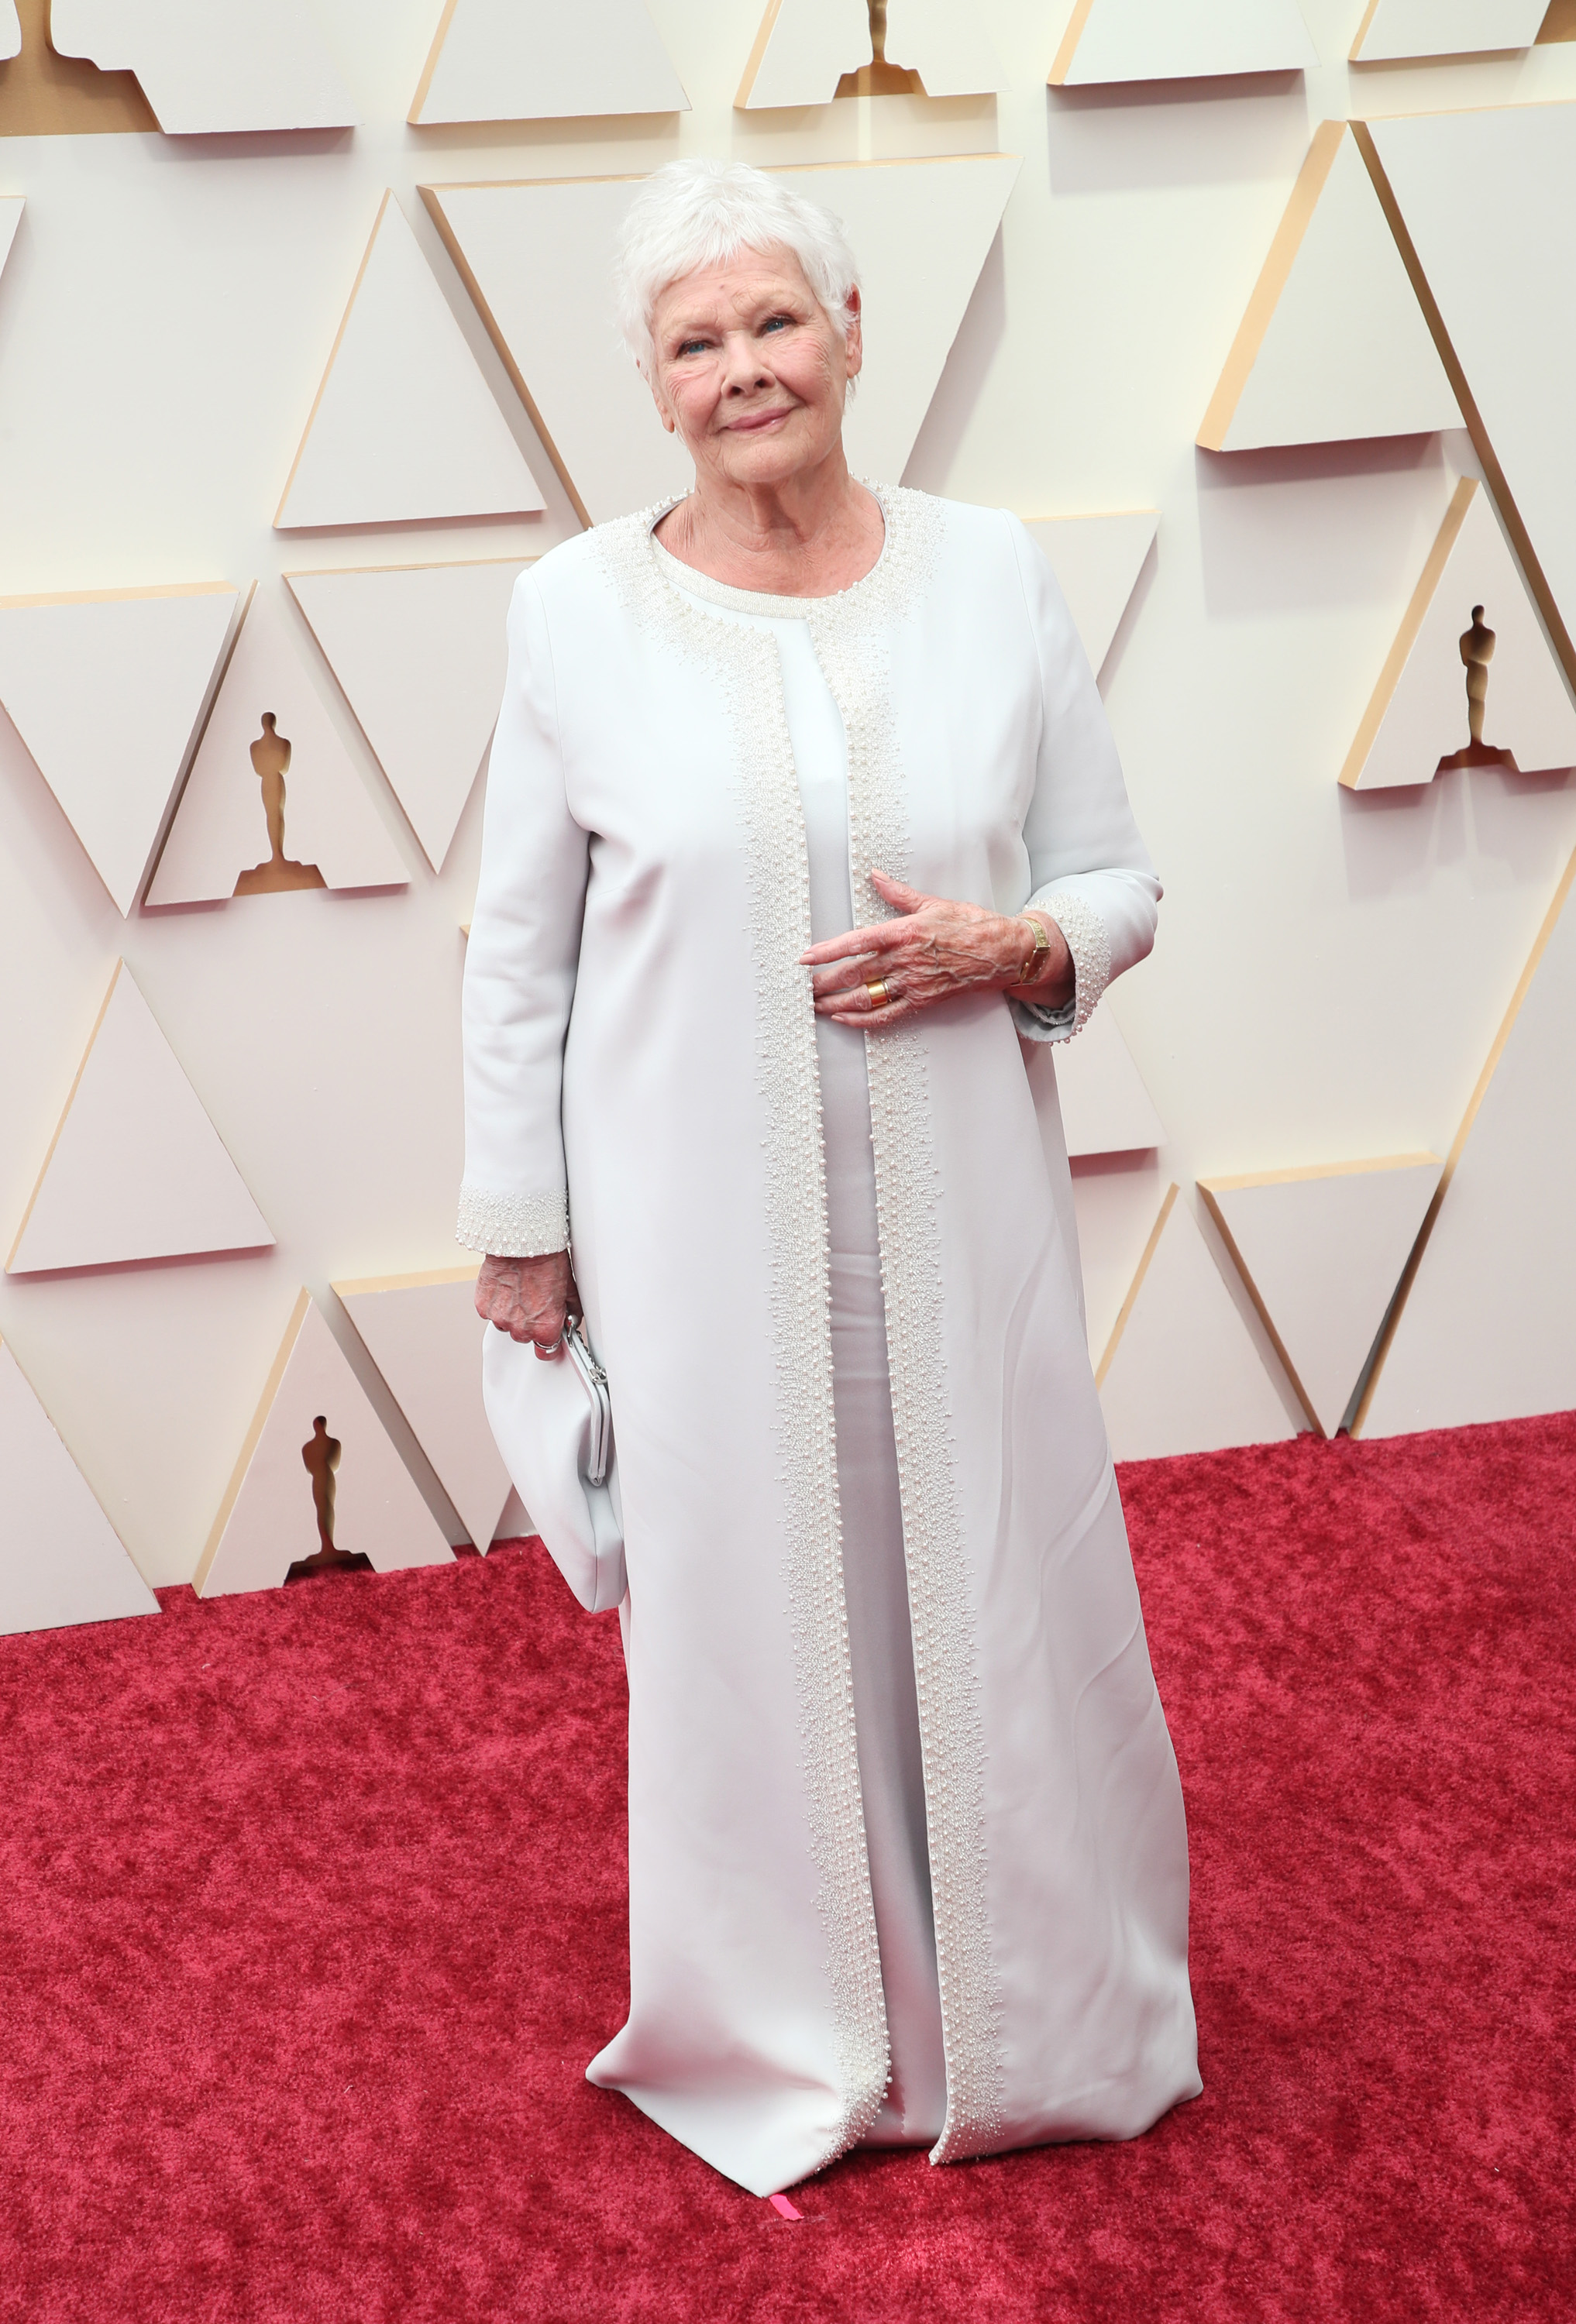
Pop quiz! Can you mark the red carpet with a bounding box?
[1,1415,1571,2322]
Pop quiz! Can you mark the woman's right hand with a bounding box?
[476,1250,579,1359]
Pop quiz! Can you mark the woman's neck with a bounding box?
[654,456,885,598]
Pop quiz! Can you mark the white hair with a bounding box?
[613,159,859,376]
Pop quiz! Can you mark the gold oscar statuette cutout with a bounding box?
[834,0,925,96]
[0,0,154,136]
[233,712,326,896]
[286,1415,371,1580]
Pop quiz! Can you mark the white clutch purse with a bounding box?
[482,1315,625,1613]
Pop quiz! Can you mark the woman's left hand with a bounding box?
[801,870,1074,1028]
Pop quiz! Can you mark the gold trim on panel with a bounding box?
[1350,844,1576,1433]
[408,0,461,122]
[736,0,787,106]
[1094,1181,1176,1388]
[1197,119,1345,452]
[1339,474,1477,790]
[0,579,232,610]
[1347,0,1382,58]
[332,1264,480,1299]
[1537,1,1576,42]
[274,191,394,530]
[1352,120,1576,696]
[1048,0,1098,86]
[418,183,594,530]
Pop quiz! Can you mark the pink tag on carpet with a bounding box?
[769,2194,802,2220]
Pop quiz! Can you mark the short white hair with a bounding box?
[614,159,859,376]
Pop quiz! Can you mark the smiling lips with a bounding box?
[725,406,795,431]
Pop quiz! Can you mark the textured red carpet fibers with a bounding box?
[2,1417,1573,2323]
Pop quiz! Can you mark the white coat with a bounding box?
[459,485,1201,2196]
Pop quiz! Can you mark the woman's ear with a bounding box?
[644,362,678,437]
[843,285,864,383]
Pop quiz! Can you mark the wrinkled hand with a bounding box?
[800,871,1074,1029]
[476,1250,580,1359]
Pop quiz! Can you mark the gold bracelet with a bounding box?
[1015,914,1051,985]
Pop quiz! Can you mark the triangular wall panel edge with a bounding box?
[7,960,275,1277]
[411,0,689,125]
[1199,1156,1444,1436]
[275,191,544,531]
[49,0,359,133]
[335,1265,513,1552]
[1340,476,1576,791]
[1198,120,1460,454]
[1356,845,1576,1436]
[1051,0,1318,88]
[0,1337,159,1635]
[1094,1185,1297,1459]
[0,582,237,913]
[1350,1,1547,62]
[285,557,528,872]
[1023,511,1158,678]
[197,1291,456,1597]
[146,586,408,907]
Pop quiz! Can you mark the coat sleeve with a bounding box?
[1002,512,1161,1045]
[456,572,590,1257]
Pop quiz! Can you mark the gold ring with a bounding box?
[865,979,892,1009]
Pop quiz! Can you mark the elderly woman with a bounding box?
[460,160,1199,2198]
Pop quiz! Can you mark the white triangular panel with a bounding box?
[411,0,688,122]
[50,0,358,132]
[1351,1,1547,61]
[0,194,21,265]
[285,558,525,871]
[1024,512,1157,677]
[736,0,869,107]
[275,192,543,531]
[0,1340,159,1635]
[0,7,19,62]
[886,0,1004,93]
[1199,122,1460,453]
[197,1292,456,1597]
[1051,0,1317,84]
[1201,1157,1442,1436]
[336,1267,512,1552]
[1362,854,1576,1436]
[7,962,274,1276]
[1096,1187,1296,1459]
[1068,1161,1169,1369]
[1344,477,1576,790]
[1044,1008,1165,1158]
[0,584,236,913]
[1364,104,1576,671]
[425,156,1020,525]
[146,589,407,906]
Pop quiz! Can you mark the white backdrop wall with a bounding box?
[2,1,1574,1590]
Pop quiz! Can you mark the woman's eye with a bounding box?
[676,339,707,357]
[762,315,790,334]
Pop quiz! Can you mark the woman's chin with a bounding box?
[708,428,837,490]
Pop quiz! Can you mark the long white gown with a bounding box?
[460,485,1202,2196]
[652,552,949,2144]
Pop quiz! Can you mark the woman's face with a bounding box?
[647,245,862,493]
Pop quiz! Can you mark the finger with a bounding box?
[869,870,929,910]
[801,920,914,969]
[823,994,917,1028]
[810,959,896,1000]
